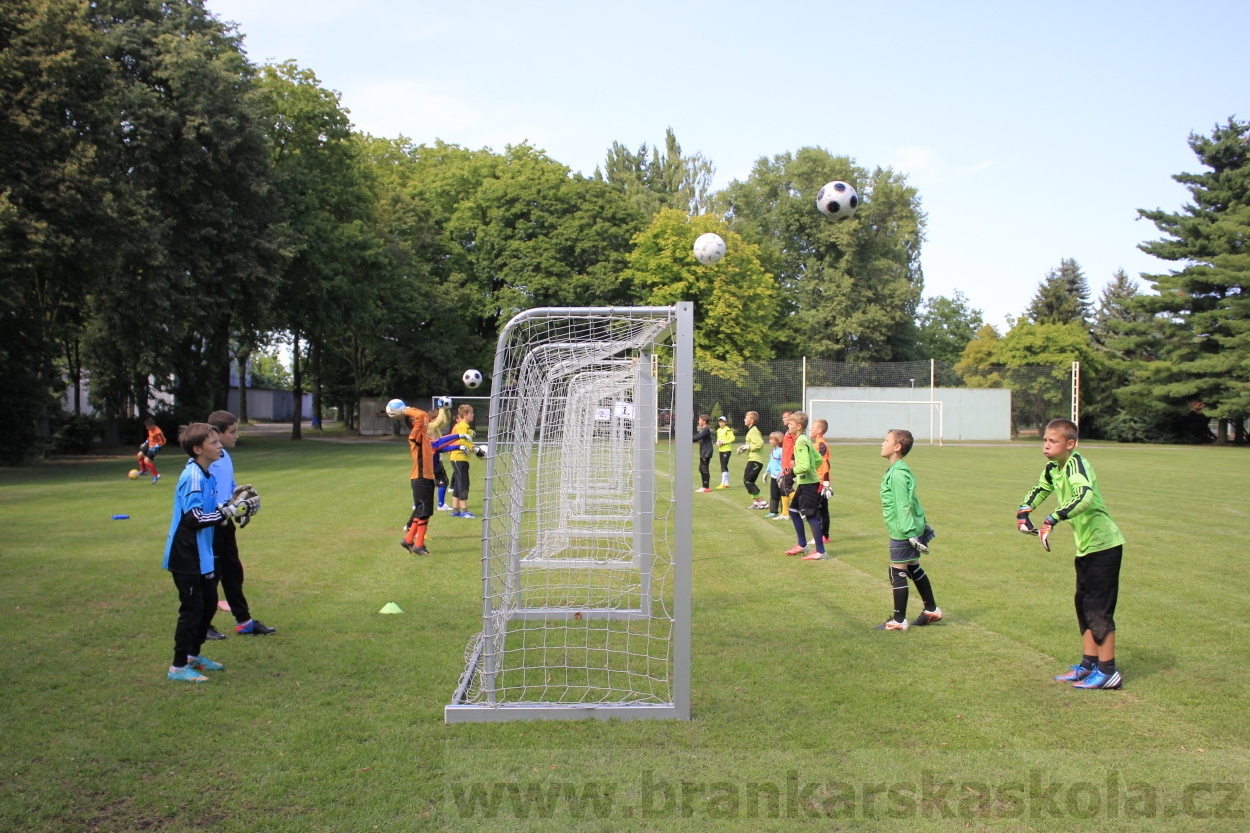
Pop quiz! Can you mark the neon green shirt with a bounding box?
[715,425,736,452]
[881,459,925,540]
[1020,451,1125,557]
[745,425,767,465]
[792,434,821,485]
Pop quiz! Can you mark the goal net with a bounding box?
[445,304,693,722]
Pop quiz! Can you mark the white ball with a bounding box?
[692,232,726,265]
[462,368,483,389]
[435,396,452,408]
[816,181,859,218]
[385,399,406,418]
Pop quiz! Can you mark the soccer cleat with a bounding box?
[715,484,729,490]
[168,666,208,682]
[784,544,806,556]
[772,513,789,521]
[459,511,477,519]
[449,511,463,517]
[437,504,452,511]
[696,487,712,493]
[204,626,226,640]
[1073,668,1122,690]
[913,607,943,626]
[187,655,223,672]
[801,551,827,561]
[764,512,777,519]
[411,545,430,556]
[874,618,909,631]
[152,474,161,484]
[400,540,417,553]
[1054,665,1092,683]
[236,619,276,635]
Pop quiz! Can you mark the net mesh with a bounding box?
[693,359,1073,439]
[454,308,679,708]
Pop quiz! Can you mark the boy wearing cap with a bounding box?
[714,416,735,489]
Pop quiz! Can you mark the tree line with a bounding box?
[2,1,1245,461]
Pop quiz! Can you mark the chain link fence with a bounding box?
[692,359,1074,440]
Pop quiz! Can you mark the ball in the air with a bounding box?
[462,368,483,389]
[692,232,726,265]
[816,180,859,218]
[128,469,139,480]
[385,398,406,418]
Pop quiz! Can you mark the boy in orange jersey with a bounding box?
[392,400,449,556]
[137,417,166,483]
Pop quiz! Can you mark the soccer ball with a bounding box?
[385,398,406,418]
[128,469,139,480]
[692,232,726,265]
[462,369,483,389]
[816,181,859,218]
[435,396,452,409]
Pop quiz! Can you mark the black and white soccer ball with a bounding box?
[462,369,483,389]
[435,396,452,409]
[385,399,406,418]
[692,232,726,265]
[816,181,859,219]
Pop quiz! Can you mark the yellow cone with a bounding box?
[379,602,403,614]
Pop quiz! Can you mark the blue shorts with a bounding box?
[888,524,936,562]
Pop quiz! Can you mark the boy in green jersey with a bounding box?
[1017,418,1126,690]
[876,429,941,631]
[783,412,827,559]
[737,410,767,508]
[715,416,735,489]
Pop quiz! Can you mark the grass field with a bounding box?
[2,431,1249,831]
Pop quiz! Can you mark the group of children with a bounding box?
[697,412,1127,691]
[161,410,275,683]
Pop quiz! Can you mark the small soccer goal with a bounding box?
[445,304,693,723]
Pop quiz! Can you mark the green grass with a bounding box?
[1,434,1248,831]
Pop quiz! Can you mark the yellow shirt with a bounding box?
[448,419,474,462]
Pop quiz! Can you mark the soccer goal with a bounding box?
[445,303,693,723]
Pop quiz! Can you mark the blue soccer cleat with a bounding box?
[1054,664,1092,682]
[187,655,224,672]
[1073,667,1122,689]
[168,666,208,682]
[459,511,476,519]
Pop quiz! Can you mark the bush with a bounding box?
[1098,409,1212,444]
[48,414,104,454]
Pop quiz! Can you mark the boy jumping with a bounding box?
[876,429,941,630]
[1018,418,1126,690]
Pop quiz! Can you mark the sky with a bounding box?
[206,0,1249,330]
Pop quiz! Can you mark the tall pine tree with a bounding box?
[1131,118,1250,443]
[1026,258,1092,325]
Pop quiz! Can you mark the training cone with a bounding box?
[379,602,403,614]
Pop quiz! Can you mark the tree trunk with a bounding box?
[238,348,250,424]
[1215,418,1229,445]
[69,338,82,415]
[1235,417,1246,445]
[291,332,303,440]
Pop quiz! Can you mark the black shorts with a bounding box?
[434,461,448,488]
[451,461,470,500]
[1074,545,1122,643]
[410,478,435,520]
[889,525,935,563]
[790,482,821,519]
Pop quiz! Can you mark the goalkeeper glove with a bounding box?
[1017,507,1038,535]
[473,446,486,459]
[820,481,833,499]
[736,444,748,455]
[908,536,929,553]
[1038,515,1057,552]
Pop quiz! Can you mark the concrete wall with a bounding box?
[806,386,1011,442]
[227,387,312,422]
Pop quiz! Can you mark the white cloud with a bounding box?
[890,146,998,185]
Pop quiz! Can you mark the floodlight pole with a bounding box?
[1071,361,1080,425]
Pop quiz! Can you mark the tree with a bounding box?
[255,61,377,438]
[718,146,926,361]
[1130,118,1250,443]
[598,128,715,219]
[0,0,117,459]
[957,321,1097,436]
[1091,268,1147,346]
[621,209,777,380]
[1026,258,1092,326]
[916,291,984,363]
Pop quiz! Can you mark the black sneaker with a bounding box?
[236,619,276,635]
[205,625,227,640]
[913,607,943,627]
[412,545,430,556]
